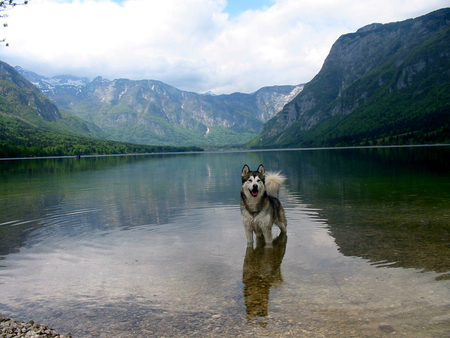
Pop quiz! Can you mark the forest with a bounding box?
[0,117,202,158]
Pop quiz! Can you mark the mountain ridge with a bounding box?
[16,68,303,147]
[0,61,106,138]
[0,62,203,157]
[253,8,450,148]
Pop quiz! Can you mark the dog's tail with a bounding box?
[265,172,287,198]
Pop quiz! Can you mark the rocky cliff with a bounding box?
[255,8,450,148]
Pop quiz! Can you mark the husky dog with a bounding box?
[240,164,287,246]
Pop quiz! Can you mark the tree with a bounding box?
[0,0,28,46]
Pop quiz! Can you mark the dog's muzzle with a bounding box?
[250,185,259,197]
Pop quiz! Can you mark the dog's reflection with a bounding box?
[242,232,287,326]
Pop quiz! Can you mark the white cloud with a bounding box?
[0,0,448,94]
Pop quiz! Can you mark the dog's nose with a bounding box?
[253,184,258,189]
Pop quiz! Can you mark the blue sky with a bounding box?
[106,0,274,18]
[1,0,448,94]
[107,0,274,18]
[225,0,274,17]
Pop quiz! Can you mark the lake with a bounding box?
[1,146,450,337]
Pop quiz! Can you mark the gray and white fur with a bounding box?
[240,164,287,247]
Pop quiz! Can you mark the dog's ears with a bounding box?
[241,164,250,177]
[257,164,265,176]
[242,164,265,177]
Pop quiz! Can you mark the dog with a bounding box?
[240,164,287,247]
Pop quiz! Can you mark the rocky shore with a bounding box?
[0,315,71,338]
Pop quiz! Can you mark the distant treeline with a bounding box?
[301,108,450,148]
[0,119,202,158]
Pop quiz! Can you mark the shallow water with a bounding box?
[1,147,450,337]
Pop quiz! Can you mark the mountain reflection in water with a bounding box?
[280,146,450,277]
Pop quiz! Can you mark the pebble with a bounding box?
[0,315,71,338]
[378,324,395,333]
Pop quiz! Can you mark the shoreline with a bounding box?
[0,143,449,161]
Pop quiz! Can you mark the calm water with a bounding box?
[1,146,450,337]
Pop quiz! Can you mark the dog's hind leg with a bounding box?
[277,208,288,233]
[277,222,287,233]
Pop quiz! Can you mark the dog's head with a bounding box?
[241,164,266,198]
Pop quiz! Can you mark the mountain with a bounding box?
[15,66,90,100]
[16,68,303,147]
[0,61,104,138]
[0,62,201,158]
[253,8,450,148]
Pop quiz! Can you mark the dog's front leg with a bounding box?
[245,227,254,246]
[242,217,254,246]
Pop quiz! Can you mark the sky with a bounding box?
[0,0,448,94]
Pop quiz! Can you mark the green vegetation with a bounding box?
[0,116,202,158]
[0,61,203,158]
[62,95,262,147]
[290,87,450,148]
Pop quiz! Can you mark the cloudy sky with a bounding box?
[0,0,448,94]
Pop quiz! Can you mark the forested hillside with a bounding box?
[0,62,201,158]
[0,116,201,158]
